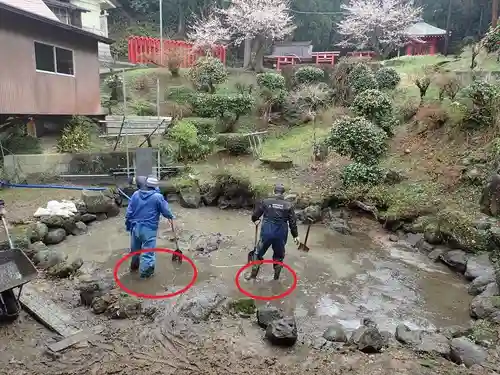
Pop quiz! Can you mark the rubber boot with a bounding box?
[249,264,261,279]
[140,266,155,279]
[130,256,140,272]
[273,264,283,280]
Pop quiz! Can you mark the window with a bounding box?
[48,6,70,24]
[34,42,74,76]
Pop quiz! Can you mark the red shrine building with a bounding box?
[404,22,447,56]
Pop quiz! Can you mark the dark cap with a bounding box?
[274,183,285,194]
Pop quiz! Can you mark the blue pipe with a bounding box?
[117,187,131,200]
[1,182,106,191]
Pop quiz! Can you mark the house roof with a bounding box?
[43,0,89,13]
[274,41,313,47]
[0,0,114,44]
[405,22,447,37]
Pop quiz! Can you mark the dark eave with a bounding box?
[0,1,114,44]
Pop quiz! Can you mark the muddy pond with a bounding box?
[51,203,473,337]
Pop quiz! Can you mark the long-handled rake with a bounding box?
[247,220,260,263]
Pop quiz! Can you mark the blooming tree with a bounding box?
[187,11,228,53]
[188,0,295,71]
[337,0,422,58]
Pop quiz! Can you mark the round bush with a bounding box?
[351,89,393,127]
[326,116,387,164]
[341,162,384,186]
[349,64,378,94]
[189,56,228,93]
[294,66,324,85]
[375,67,401,90]
[216,133,251,155]
[256,73,286,91]
[169,120,213,161]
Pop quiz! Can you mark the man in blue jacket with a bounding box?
[249,184,299,280]
[125,176,174,278]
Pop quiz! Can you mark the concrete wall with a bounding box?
[3,153,74,176]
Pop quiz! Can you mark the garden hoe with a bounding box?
[298,219,313,252]
[170,221,183,264]
[247,220,261,263]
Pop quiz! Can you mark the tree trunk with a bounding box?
[493,0,499,28]
[243,38,252,69]
[444,0,453,55]
[249,35,267,73]
[177,2,186,37]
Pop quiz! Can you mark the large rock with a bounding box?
[481,282,499,297]
[80,213,97,224]
[189,233,226,254]
[39,215,75,229]
[82,189,117,214]
[479,173,500,217]
[322,323,347,342]
[76,274,114,306]
[328,219,352,235]
[256,306,284,328]
[179,186,202,209]
[469,295,500,323]
[303,205,322,223]
[178,292,226,323]
[450,337,488,367]
[32,249,66,269]
[415,332,450,357]
[440,250,468,274]
[200,183,220,206]
[438,210,491,252]
[43,228,67,245]
[28,222,48,243]
[395,324,423,346]
[23,241,48,260]
[349,325,385,353]
[465,253,494,281]
[46,258,83,278]
[107,294,142,319]
[265,317,298,347]
[468,273,496,295]
[71,222,88,236]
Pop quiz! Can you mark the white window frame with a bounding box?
[34,41,76,77]
[49,6,70,24]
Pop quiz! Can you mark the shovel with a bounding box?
[247,220,260,263]
[170,221,183,264]
[298,222,312,252]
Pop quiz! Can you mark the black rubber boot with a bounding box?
[130,256,139,272]
[249,264,260,279]
[140,266,155,279]
[273,265,283,280]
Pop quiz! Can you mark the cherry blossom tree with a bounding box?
[187,11,228,53]
[188,0,295,72]
[337,0,422,58]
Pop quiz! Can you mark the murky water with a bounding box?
[53,203,472,335]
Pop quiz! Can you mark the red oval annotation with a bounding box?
[113,248,198,300]
[235,260,298,301]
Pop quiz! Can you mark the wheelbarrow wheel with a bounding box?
[0,289,20,323]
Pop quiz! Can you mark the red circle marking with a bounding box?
[113,248,198,299]
[235,260,298,301]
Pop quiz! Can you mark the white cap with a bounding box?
[145,176,159,189]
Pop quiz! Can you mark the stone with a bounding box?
[428,247,446,262]
[450,337,488,368]
[389,234,399,242]
[71,222,88,236]
[464,253,494,281]
[265,317,298,347]
[405,233,424,248]
[46,258,83,278]
[468,273,496,296]
[200,183,220,206]
[481,282,499,297]
[349,326,385,353]
[178,292,226,323]
[43,228,67,245]
[107,294,142,319]
[322,323,347,342]
[80,214,97,223]
[106,203,120,218]
[312,337,327,350]
[91,293,114,314]
[328,219,352,235]
[256,306,284,328]
[303,205,322,223]
[383,169,405,185]
[76,276,114,306]
[395,324,423,346]
[33,249,66,270]
[415,332,450,357]
[479,173,500,217]
[179,186,202,209]
[82,189,116,214]
[189,233,226,254]
[28,222,48,243]
[74,200,87,214]
[440,250,468,274]
[23,241,48,260]
[96,213,107,221]
[418,241,435,253]
[424,229,443,245]
[284,194,298,205]
[469,295,500,323]
[439,324,473,339]
[39,215,75,229]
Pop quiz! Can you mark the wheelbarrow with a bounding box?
[0,209,38,323]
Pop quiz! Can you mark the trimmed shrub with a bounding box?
[375,67,400,90]
[256,73,286,91]
[216,133,251,155]
[189,56,228,93]
[326,116,387,164]
[166,85,196,103]
[461,79,500,128]
[168,120,214,161]
[349,64,378,95]
[183,117,217,136]
[294,66,324,85]
[351,89,393,129]
[341,162,384,186]
[131,100,156,116]
[57,116,96,153]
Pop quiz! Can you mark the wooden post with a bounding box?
[493,0,499,28]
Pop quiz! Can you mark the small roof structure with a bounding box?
[0,0,113,44]
[405,22,447,37]
[43,0,89,13]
